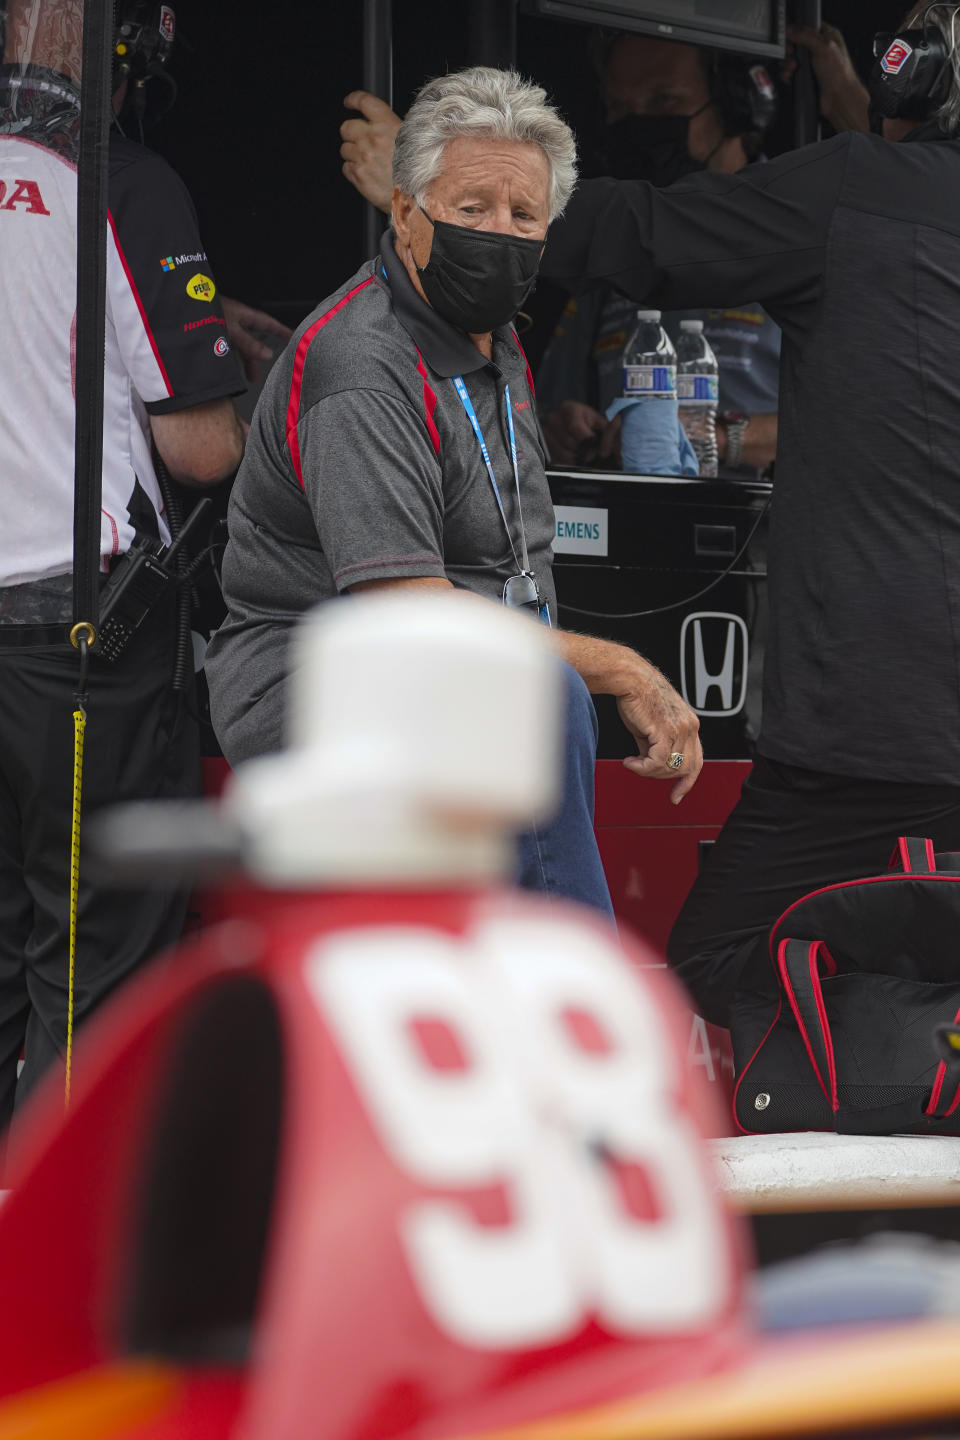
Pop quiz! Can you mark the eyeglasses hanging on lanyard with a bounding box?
[452,374,552,626]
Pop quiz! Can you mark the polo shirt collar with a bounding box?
[379,228,509,378]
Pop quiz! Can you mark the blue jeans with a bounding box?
[514,661,614,918]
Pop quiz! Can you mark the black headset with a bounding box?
[112,0,177,130]
[710,53,779,138]
[113,1,176,83]
[869,3,959,121]
[593,30,778,140]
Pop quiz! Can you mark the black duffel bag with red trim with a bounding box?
[731,837,960,1136]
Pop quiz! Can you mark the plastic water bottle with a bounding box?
[622,309,676,403]
[676,319,719,478]
[617,310,679,475]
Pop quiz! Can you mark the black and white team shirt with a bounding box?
[0,131,244,594]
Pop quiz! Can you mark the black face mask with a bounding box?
[415,209,543,335]
[600,106,713,186]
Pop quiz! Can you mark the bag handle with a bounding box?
[777,938,839,1113]
[779,936,960,1134]
[889,836,938,873]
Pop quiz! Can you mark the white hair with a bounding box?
[911,3,960,134]
[392,66,578,223]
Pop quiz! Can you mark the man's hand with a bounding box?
[220,297,293,384]
[553,632,703,803]
[613,657,703,804]
[542,400,621,466]
[341,91,402,213]
[783,23,871,134]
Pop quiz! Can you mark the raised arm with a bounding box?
[543,134,852,323]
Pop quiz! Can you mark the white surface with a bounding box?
[709,1132,960,1211]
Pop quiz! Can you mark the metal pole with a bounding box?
[73,0,114,634]
[467,0,518,68]
[362,0,393,259]
[791,0,823,149]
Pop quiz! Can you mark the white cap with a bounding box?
[636,309,661,321]
[680,319,704,332]
[225,591,562,887]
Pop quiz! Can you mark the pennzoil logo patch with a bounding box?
[186,272,215,302]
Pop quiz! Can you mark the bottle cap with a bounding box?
[635,309,661,322]
[680,319,704,331]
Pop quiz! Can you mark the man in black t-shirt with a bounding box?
[543,4,960,1028]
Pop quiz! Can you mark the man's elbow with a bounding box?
[168,438,244,487]
[149,400,246,487]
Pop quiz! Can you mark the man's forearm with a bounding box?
[822,88,870,135]
[550,627,703,802]
[549,628,646,696]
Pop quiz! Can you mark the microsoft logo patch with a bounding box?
[160,255,176,272]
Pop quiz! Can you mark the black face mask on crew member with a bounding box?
[600,103,718,185]
[415,208,544,335]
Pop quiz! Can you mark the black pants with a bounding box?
[667,755,960,1028]
[0,610,200,1133]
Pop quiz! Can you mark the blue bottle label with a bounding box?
[623,364,677,397]
[677,374,719,403]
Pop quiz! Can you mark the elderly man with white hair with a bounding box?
[205,66,701,911]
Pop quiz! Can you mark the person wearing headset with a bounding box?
[0,0,287,1141]
[542,3,960,1034]
[536,31,783,475]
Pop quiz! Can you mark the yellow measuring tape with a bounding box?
[66,705,86,1111]
[66,621,96,1111]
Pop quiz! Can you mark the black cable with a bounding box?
[177,541,227,588]
[557,493,771,621]
[153,453,192,694]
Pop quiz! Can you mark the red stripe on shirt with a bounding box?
[106,209,173,398]
[101,507,120,555]
[414,345,440,457]
[512,328,536,398]
[286,277,375,489]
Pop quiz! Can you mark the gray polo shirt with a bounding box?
[205,231,556,765]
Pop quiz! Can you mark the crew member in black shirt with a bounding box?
[543,3,960,1028]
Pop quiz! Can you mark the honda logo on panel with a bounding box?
[680,612,749,716]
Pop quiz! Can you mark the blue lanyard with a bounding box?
[452,375,530,576]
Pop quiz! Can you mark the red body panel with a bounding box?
[0,886,750,1439]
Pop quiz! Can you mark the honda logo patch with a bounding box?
[680,612,748,716]
[881,39,913,74]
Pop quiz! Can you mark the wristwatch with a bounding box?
[719,410,749,470]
